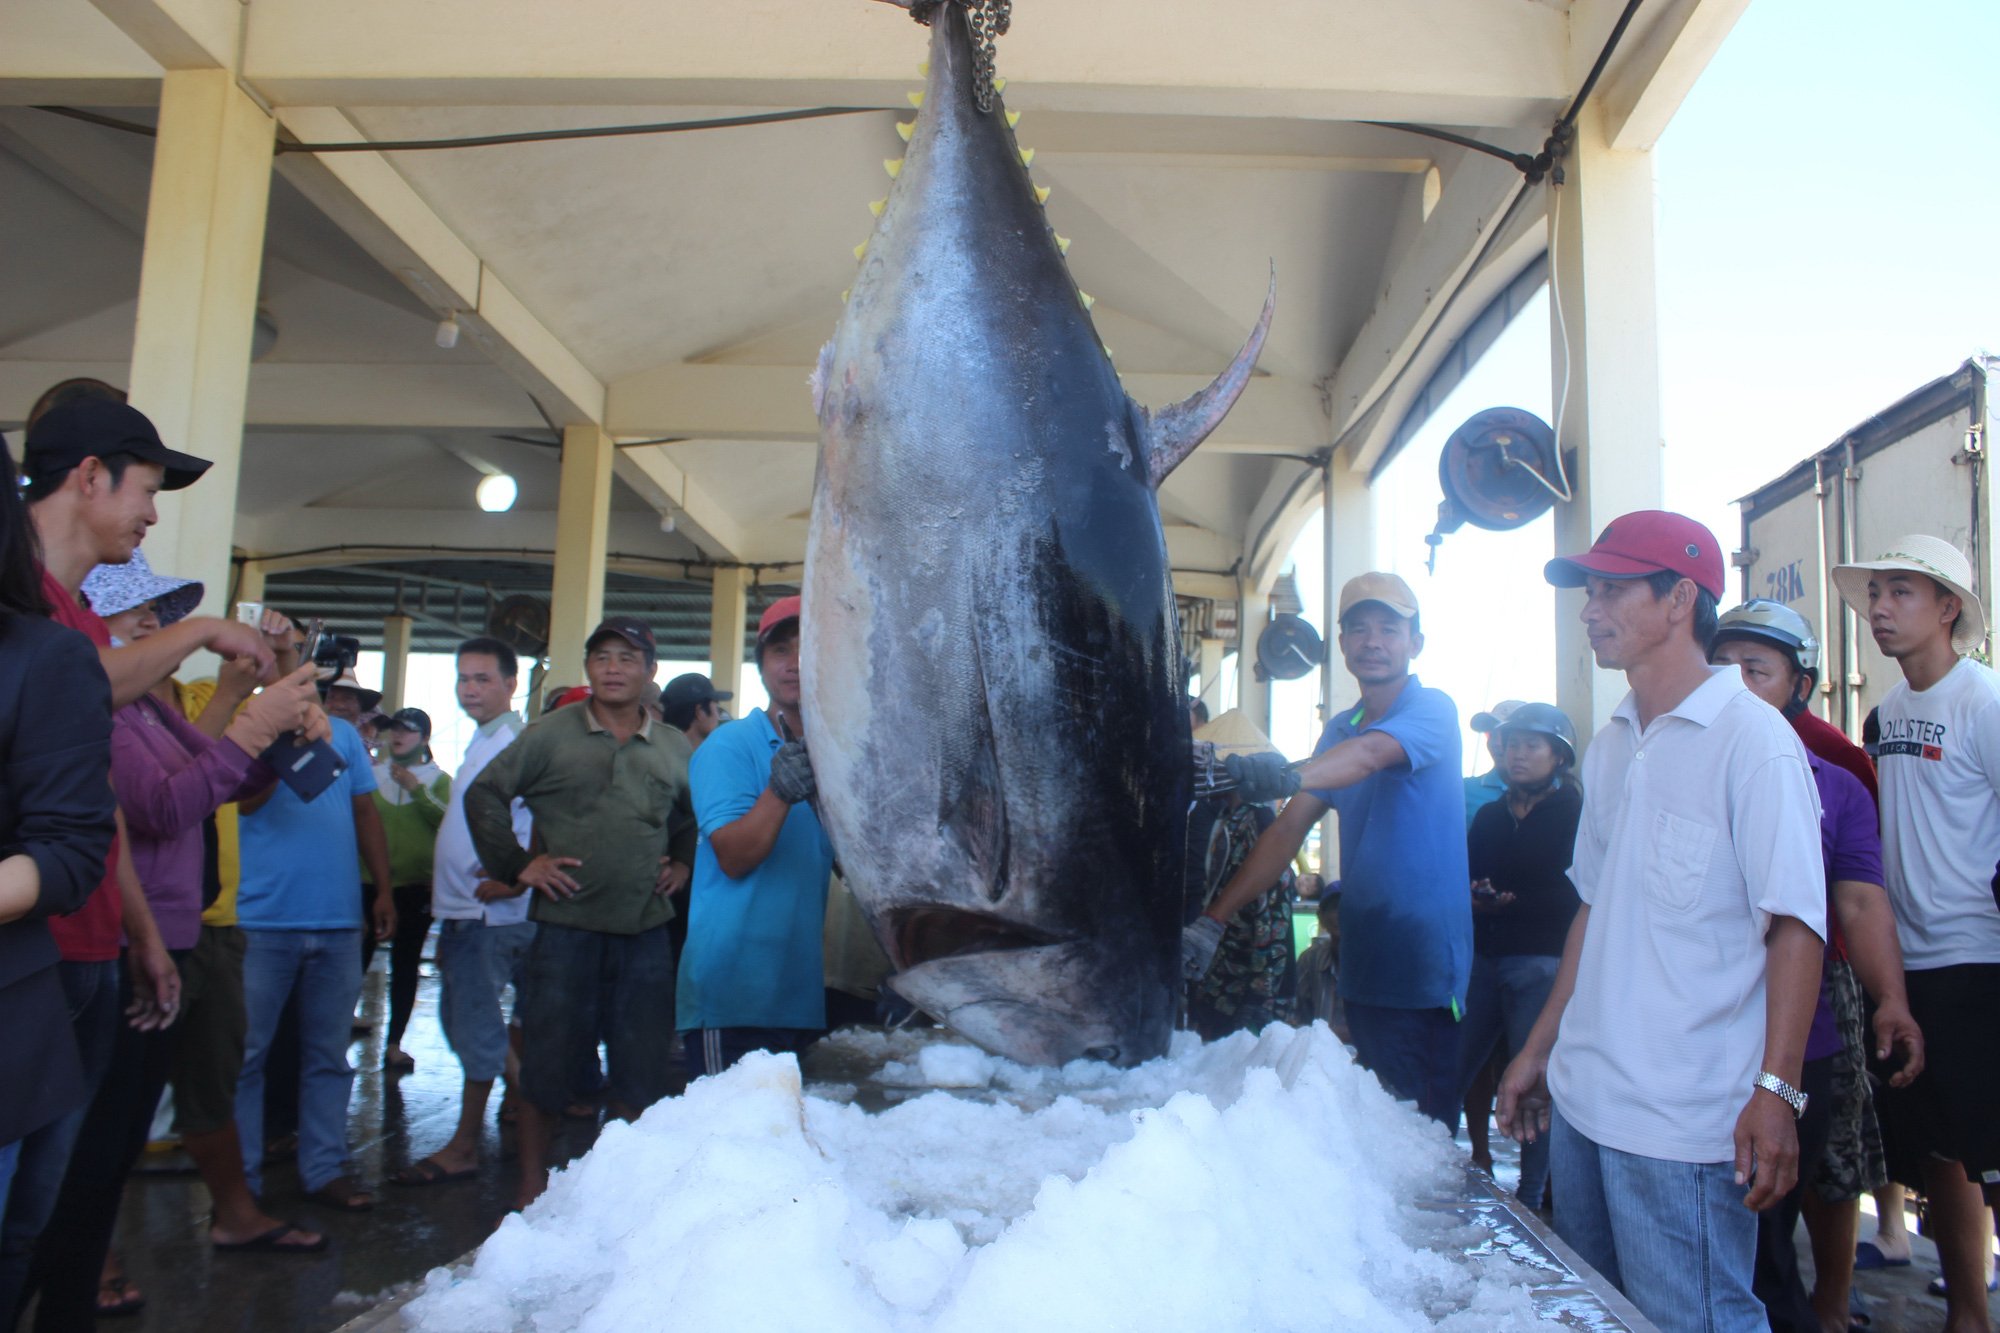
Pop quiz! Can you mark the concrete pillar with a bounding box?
[380,614,414,712]
[709,566,749,698]
[1195,637,1225,713]
[1550,100,1665,747]
[128,70,275,616]
[546,424,615,694]
[232,557,266,611]
[1237,586,1271,733]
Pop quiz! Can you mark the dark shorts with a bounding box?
[168,924,247,1138]
[1872,962,2000,1205]
[518,921,677,1117]
[684,1027,816,1079]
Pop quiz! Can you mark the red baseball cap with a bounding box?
[757,594,802,644]
[1545,510,1726,600]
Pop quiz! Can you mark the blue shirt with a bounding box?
[237,719,378,931]
[676,710,836,1031]
[1463,770,1507,830]
[1309,676,1472,1011]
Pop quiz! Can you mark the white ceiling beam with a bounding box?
[1323,149,1530,447]
[610,443,746,562]
[231,504,700,565]
[271,106,605,427]
[231,0,1562,122]
[607,362,1328,451]
[1595,0,1753,152]
[84,0,235,70]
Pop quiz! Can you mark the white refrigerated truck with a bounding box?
[1735,356,1996,741]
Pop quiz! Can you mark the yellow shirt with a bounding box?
[173,679,242,928]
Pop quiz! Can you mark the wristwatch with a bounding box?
[1754,1071,1808,1119]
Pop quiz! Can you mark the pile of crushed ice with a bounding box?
[404,1024,1565,1332]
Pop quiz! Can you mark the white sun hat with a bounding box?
[1831,533,1986,654]
[1192,708,1283,759]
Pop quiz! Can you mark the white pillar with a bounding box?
[1550,100,1666,747]
[129,70,275,615]
[232,557,266,611]
[547,424,614,698]
[1237,586,1271,733]
[709,566,749,698]
[380,614,414,712]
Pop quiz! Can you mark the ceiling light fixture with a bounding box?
[475,473,517,513]
[436,315,461,349]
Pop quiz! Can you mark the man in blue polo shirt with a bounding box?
[1185,572,1470,1122]
[677,595,836,1076]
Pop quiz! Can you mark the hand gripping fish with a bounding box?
[804,0,1274,1066]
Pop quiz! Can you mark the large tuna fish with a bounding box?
[803,0,1273,1067]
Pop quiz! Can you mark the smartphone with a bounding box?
[255,617,346,802]
[297,617,325,673]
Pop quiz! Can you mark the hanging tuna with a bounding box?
[803,0,1274,1067]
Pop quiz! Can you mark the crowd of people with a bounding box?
[0,379,1994,1333]
[1181,512,1999,1333]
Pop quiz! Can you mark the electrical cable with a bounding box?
[32,104,883,153]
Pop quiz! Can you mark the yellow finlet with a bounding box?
[1006,111,1020,128]
[841,289,851,303]
[1019,147,1035,167]
[869,198,887,217]
[918,61,929,75]
[907,91,924,108]
[896,120,914,143]
[1056,234,1071,255]
[1103,344,1113,358]
[854,240,868,260]
[1080,292,1095,310]
[1035,185,1051,204]
[884,158,904,178]
[993,77,1006,91]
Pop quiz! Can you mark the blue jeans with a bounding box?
[0,959,120,1325]
[1344,1000,1461,1124]
[1551,1106,1763,1333]
[236,929,363,1195]
[436,920,534,1084]
[1455,953,1561,1206]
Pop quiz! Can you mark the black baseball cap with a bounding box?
[23,397,212,492]
[662,673,732,712]
[585,615,656,662]
[385,707,432,739]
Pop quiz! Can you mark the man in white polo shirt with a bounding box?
[391,636,533,1186]
[1833,534,2000,1332]
[1497,511,1826,1333]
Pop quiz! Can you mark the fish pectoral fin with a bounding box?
[1137,263,1277,487]
[939,737,1010,905]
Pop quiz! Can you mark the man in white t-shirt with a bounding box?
[1497,511,1827,1333]
[1833,534,2000,1332]
[390,637,534,1186]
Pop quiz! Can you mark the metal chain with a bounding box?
[910,0,1011,114]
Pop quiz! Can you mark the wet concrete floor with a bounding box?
[73,947,682,1333]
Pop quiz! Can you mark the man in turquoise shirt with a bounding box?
[677,596,835,1076]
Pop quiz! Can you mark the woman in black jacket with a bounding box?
[0,432,117,1180]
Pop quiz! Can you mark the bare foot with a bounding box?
[511,1169,549,1214]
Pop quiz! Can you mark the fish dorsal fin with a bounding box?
[1138,265,1277,488]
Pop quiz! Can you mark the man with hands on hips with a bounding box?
[1492,512,1826,1333]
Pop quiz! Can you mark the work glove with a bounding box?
[1181,915,1226,980]
[770,738,818,805]
[1224,751,1302,804]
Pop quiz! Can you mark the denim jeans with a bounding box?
[1344,1000,1461,1124]
[1455,953,1561,1206]
[1551,1106,1763,1333]
[236,929,363,1196]
[0,959,120,1326]
[436,920,534,1083]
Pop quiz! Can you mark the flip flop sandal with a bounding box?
[1853,1240,1911,1270]
[392,1158,477,1187]
[1926,1274,2000,1297]
[212,1223,329,1254]
[306,1177,376,1212]
[384,1049,416,1072]
[96,1276,145,1318]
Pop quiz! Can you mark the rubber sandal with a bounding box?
[1853,1240,1911,1270]
[1926,1273,2000,1297]
[212,1223,329,1254]
[306,1176,376,1212]
[97,1276,145,1318]
[392,1157,477,1186]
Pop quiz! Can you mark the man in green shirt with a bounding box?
[464,616,696,1210]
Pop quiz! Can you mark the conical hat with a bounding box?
[1192,708,1282,758]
